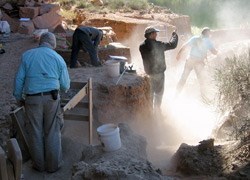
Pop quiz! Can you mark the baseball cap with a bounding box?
[144,26,160,35]
[201,27,210,36]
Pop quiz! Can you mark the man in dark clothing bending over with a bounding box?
[70,26,103,68]
[139,26,178,112]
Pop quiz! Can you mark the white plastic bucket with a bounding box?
[97,123,121,152]
[105,60,120,77]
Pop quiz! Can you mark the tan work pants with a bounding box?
[176,57,206,95]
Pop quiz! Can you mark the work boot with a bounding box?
[84,62,93,67]
[76,61,82,67]
[70,61,82,68]
[93,61,102,67]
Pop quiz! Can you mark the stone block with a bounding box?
[53,24,66,33]
[33,11,62,32]
[19,7,39,19]
[39,4,60,15]
[2,12,19,33]
[18,20,35,34]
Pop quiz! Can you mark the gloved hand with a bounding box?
[172,30,177,36]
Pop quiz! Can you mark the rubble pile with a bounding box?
[171,140,250,179]
[0,0,62,34]
[72,123,162,180]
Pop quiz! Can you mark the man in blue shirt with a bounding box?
[175,27,218,97]
[70,26,103,68]
[13,32,70,172]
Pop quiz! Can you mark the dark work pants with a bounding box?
[70,29,99,68]
[150,72,165,109]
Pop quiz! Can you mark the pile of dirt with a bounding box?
[71,123,163,179]
[171,140,250,179]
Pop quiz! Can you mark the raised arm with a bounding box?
[176,42,189,61]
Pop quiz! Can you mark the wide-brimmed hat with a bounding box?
[144,26,160,35]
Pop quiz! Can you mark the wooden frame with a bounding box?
[10,78,93,156]
[9,106,30,159]
[61,78,93,144]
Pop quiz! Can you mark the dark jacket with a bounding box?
[139,33,178,75]
[77,26,103,47]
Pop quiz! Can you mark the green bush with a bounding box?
[214,49,250,141]
[107,0,148,10]
[57,0,76,6]
[76,1,91,8]
[127,0,149,10]
[107,0,126,9]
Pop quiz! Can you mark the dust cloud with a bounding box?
[215,1,250,28]
[128,52,219,170]
[122,25,220,170]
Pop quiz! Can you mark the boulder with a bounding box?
[39,4,60,15]
[1,12,19,32]
[18,20,35,34]
[32,11,62,31]
[19,7,39,19]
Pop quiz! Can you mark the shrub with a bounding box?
[127,0,149,10]
[76,1,91,8]
[214,49,250,141]
[214,50,250,113]
[107,0,126,9]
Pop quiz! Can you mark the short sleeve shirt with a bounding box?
[188,35,214,59]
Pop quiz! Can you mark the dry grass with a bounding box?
[214,49,250,141]
[214,50,250,113]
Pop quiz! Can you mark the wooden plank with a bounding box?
[0,146,8,180]
[88,78,93,144]
[9,107,30,160]
[62,79,93,145]
[64,114,89,122]
[6,160,15,180]
[63,84,88,112]
[64,107,89,115]
[61,100,89,109]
